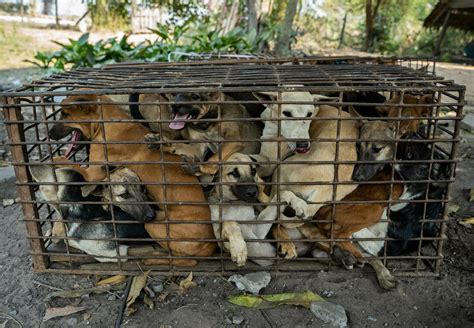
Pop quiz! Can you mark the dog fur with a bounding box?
[209,153,275,266]
[259,105,359,258]
[253,89,328,177]
[29,164,151,262]
[49,94,216,266]
[144,92,262,176]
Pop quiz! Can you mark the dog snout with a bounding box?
[282,205,296,217]
[234,184,259,203]
[352,164,380,181]
[49,123,75,140]
[295,140,310,153]
[145,207,156,222]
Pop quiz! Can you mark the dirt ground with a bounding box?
[1,23,473,328]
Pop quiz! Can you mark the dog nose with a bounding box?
[145,207,155,221]
[245,188,258,199]
[283,205,296,217]
[296,141,309,149]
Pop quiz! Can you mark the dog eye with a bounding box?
[306,112,313,117]
[283,111,292,117]
[191,94,200,100]
[228,168,240,178]
[62,112,69,118]
[119,191,131,199]
[372,146,383,153]
[251,167,256,176]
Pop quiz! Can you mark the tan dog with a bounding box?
[209,153,275,267]
[144,92,262,176]
[259,105,359,258]
[48,94,216,266]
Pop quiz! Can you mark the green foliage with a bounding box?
[28,15,273,71]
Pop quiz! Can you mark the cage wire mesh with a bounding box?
[0,56,464,278]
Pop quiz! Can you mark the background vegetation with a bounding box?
[24,0,473,71]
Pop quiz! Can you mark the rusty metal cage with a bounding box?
[0,57,465,279]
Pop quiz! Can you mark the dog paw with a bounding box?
[144,133,162,149]
[377,269,398,290]
[181,155,201,176]
[229,239,248,267]
[199,163,219,176]
[332,245,356,270]
[278,242,298,259]
[280,190,308,220]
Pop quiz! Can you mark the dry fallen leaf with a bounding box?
[470,189,474,202]
[96,275,127,286]
[179,272,197,293]
[144,294,155,310]
[83,312,91,321]
[125,271,150,316]
[43,306,86,322]
[464,217,474,224]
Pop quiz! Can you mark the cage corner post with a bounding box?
[3,96,49,272]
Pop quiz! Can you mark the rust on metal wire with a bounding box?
[0,56,465,277]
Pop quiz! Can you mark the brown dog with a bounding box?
[144,92,262,176]
[49,94,216,266]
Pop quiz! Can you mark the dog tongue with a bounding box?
[64,130,81,159]
[169,113,190,130]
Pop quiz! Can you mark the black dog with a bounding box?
[382,132,448,256]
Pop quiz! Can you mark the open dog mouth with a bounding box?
[295,147,310,154]
[64,130,83,159]
[169,112,196,130]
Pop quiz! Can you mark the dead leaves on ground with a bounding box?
[43,305,86,322]
[179,272,197,293]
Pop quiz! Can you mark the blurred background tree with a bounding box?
[9,0,470,70]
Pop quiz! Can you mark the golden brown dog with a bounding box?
[49,94,216,266]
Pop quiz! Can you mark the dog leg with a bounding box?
[240,225,276,266]
[200,142,245,175]
[221,221,247,267]
[298,223,330,251]
[142,249,198,267]
[332,244,357,270]
[367,259,397,290]
[51,221,67,244]
[271,225,298,259]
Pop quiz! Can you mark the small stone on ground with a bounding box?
[310,301,348,328]
[228,272,271,295]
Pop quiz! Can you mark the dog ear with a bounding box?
[61,95,98,114]
[418,94,435,117]
[348,105,368,128]
[252,92,278,102]
[248,154,270,166]
[29,165,54,182]
[81,184,101,197]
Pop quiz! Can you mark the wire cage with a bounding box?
[0,57,465,280]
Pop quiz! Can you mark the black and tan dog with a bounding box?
[49,94,216,266]
[30,163,152,262]
[144,92,262,176]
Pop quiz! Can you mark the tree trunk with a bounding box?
[246,0,258,34]
[274,0,298,57]
[364,0,383,52]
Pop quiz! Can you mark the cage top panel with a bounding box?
[1,59,465,97]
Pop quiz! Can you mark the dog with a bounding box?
[48,94,216,266]
[48,156,155,243]
[144,92,262,176]
[252,89,328,177]
[258,105,359,259]
[29,163,152,262]
[209,153,275,267]
[352,94,434,181]
[313,167,403,289]
[382,132,447,256]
